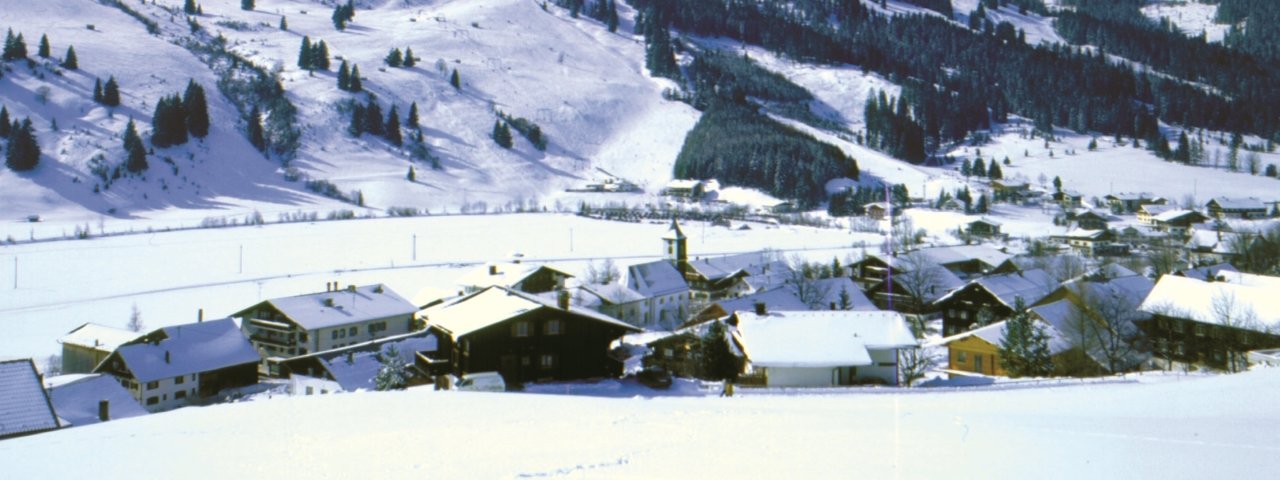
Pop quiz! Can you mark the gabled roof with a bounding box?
[732,310,917,368]
[456,263,573,291]
[715,277,877,314]
[282,331,438,392]
[970,217,1002,227]
[59,323,139,352]
[936,269,1056,309]
[1185,230,1245,254]
[422,286,642,337]
[1074,210,1111,221]
[1063,228,1107,240]
[1105,192,1153,202]
[937,318,1072,356]
[626,260,688,297]
[45,374,147,427]
[255,284,417,331]
[665,179,702,190]
[1208,197,1268,210]
[106,318,260,383]
[1139,274,1280,332]
[1152,209,1207,224]
[687,251,787,284]
[0,359,60,438]
[1175,263,1238,282]
[869,245,1013,272]
[1140,204,1176,216]
[578,283,646,305]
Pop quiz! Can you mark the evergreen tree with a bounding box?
[385,48,403,67]
[406,101,420,129]
[241,0,254,11]
[607,0,619,32]
[960,158,971,178]
[403,47,416,67]
[279,16,288,31]
[385,105,402,146]
[3,30,28,61]
[337,61,350,91]
[151,95,188,148]
[1173,131,1191,163]
[92,78,103,104]
[363,100,384,137]
[184,0,198,15]
[61,45,77,69]
[0,106,9,138]
[5,118,39,171]
[123,119,147,173]
[492,120,513,148]
[987,162,1003,180]
[297,36,313,70]
[1088,137,1098,151]
[975,193,989,213]
[348,103,365,136]
[699,320,738,381]
[183,80,210,139]
[37,34,49,58]
[407,165,416,181]
[102,76,121,107]
[972,157,986,177]
[450,68,460,90]
[332,6,348,31]
[997,301,1053,377]
[373,346,408,391]
[312,40,330,70]
[1053,175,1062,192]
[643,15,678,79]
[348,64,362,92]
[247,106,266,152]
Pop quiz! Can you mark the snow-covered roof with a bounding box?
[937,319,1072,356]
[456,263,573,291]
[1106,192,1153,201]
[411,286,459,309]
[688,251,788,283]
[873,245,1013,271]
[1140,204,1176,216]
[715,278,876,314]
[1209,197,1268,210]
[732,310,917,368]
[665,179,702,190]
[1152,209,1205,223]
[284,331,438,392]
[45,374,147,428]
[970,217,1002,227]
[1063,228,1107,240]
[1175,263,1238,282]
[59,323,140,352]
[935,269,1057,309]
[0,358,60,438]
[1139,275,1280,332]
[260,284,418,331]
[109,318,261,383]
[579,283,646,305]
[1185,230,1244,254]
[423,286,642,337]
[625,260,688,297]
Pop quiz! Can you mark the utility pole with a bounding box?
[569,228,574,253]
[12,257,16,290]
[412,234,417,262]
[239,245,244,274]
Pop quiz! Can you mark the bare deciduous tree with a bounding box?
[1063,284,1149,375]
[127,303,145,332]
[787,256,833,310]
[1210,291,1260,372]
[586,258,621,285]
[898,346,940,387]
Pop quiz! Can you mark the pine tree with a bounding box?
[1087,137,1098,151]
[373,345,408,391]
[37,34,49,58]
[247,106,266,152]
[123,119,147,173]
[402,47,416,67]
[384,105,402,146]
[406,101,419,129]
[960,158,971,178]
[606,0,619,33]
[407,165,416,181]
[102,76,121,107]
[972,157,986,177]
[337,60,350,90]
[998,301,1053,377]
[363,101,384,137]
[1053,175,1062,192]
[492,120,512,148]
[5,118,39,171]
[348,64,362,92]
[279,16,288,31]
[241,0,254,11]
[975,193,989,213]
[297,36,313,70]
[987,162,1003,180]
[61,45,77,69]
[332,6,348,31]
[184,0,198,15]
[449,68,460,90]
[3,30,28,61]
[0,106,9,138]
[312,40,330,70]
[183,80,210,138]
[385,48,403,67]
[348,103,365,136]
[92,78,103,104]
[699,321,738,381]
[1174,131,1191,163]
[151,95,188,148]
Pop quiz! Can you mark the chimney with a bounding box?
[557,290,571,310]
[489,265,499,275]
[830,302,837,311]
[198,308,204,323]
[374,285,384,294]
[164,351,170,364]
[754,301,767,315]
[324,298,335,307]
[347,284,356,293]
[98,400,110,422]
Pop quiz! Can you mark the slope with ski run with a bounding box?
[3,367,1279,478]
[190,0,699,209]
[0,0,353,225]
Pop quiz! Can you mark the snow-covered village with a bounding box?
[3,0,1280,477]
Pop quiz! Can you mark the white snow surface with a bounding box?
[2,368,1280,477]
[1142,0,1229,43]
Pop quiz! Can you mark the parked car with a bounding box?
[455,371,506,392]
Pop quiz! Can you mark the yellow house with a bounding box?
[939,319,1074,378]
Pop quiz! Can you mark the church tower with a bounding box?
[662,218,688,274]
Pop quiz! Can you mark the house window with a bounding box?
[175,390,187,400]
[539,354,556,369]
[664,348,675,359]
[957,352,968,364]
[306,387,314,395]
[1174,343,1185,356]
[349,326,358,336]
[1172,321,1186,334]
[513,321,531,338]
[300,333,309,342]
[175,376,185,385]
[521,356,531,367]
[1194,324,1206,337]
[332,330,339,340]
[544,319,562,336]
[146,396,159,406]
[146,381,159,390]
[339,329,347,339]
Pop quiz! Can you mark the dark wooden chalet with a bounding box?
[966,218,1003,238]
[1138,274,1280,371]
[421,286,642,386]
[1206,197,1270,219]
[934,269,1057,336]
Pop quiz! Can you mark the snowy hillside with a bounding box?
[3,367,1279,477]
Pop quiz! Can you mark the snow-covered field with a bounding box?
[1143,0,1229,43]
[0,213,877,361]
[4,368,1279,478]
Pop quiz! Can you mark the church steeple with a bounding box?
[662,218,687,274]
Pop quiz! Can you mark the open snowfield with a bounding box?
[3,368,1278,478]
[1143,0,1229,44]
[0,213,878,361]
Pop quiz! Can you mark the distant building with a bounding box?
[1138,204,1177,225]
[730,309,919,387]
[1105,192,1164,214]
[235,284,418,361]
[95,318,260,413]
[662,179,705,199]
[966,218,1003,238]
[1206,197,1270,219]
[457,263,573,295]
[58,323,139,374]
[1139,273,1280,371]
[1149,209,1208,238]
[934,269,1057,336]
[691,277,877,324]
[278,330,440,393]
[938,319,1077,377]
[44,374,147,428]
[0,358,61,440]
